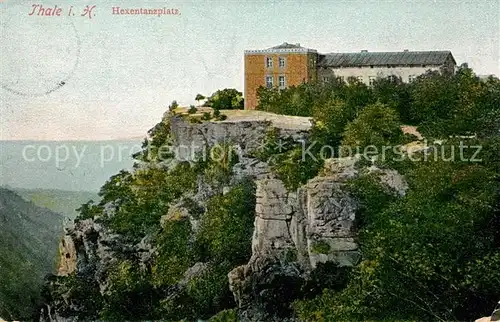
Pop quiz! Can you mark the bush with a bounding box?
[195,181,256,264]
[169,100,179,111]
[206,89,244,110]
[188,105,197,114]
[202,112,212,120]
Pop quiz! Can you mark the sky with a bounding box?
[1,0,499,141]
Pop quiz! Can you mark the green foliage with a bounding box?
[169,100,179,111]
[188,105,198,114]
[0,189,63,320]
[46,72,500,321]
[195,93,206,105]
[202,112,212,120]
[196,180,256,263]
[85,161,199,241]
[100,260,157,320]
[409,64,500,138]
[209,308,238,321]
[211,109,228,121]
[153,215,195,286]
[341,102,404,152]
[202,143,239,186]
[186,262,236,318]
[206,88,244,110]
[253,128,323,190]
[372,77,412,123]
[311,240,331,254]
[42,274,103,320]
[256,64,499,141]
[295,153,500,321]
[133,113,174,162]
[75,199,102,223]
[154,181,256,320]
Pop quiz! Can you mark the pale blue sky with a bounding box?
[1,0,499,140]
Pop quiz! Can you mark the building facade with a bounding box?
[244,42,456,110]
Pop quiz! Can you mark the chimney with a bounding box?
[361,49,368,52]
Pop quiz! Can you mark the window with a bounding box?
[322,76,330,83]
[369,76,376,86]
[336,76,344,83]
[279,57,286,68]
[408,75,415,83]
[279,75,286,88]
[266,57,273,68]
[387,75,396,82]
[357,76,364,82]
[266,75,273,88]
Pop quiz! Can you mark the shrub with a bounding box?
[195,180,256,264]
[202,112,212,120]
[188,105,197,114]
[206,89,244,110]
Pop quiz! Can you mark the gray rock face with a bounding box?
[169,115,309,162]
[229,157,408,319]
[169,117,268,161]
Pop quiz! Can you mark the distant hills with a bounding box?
[0,140,140,192]
[13,188,99,220]
[0,188,64,320]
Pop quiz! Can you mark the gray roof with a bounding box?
[317,51,455,67]
[269,42,305,49]
[245,42,317,54]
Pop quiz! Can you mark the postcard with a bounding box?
[1,1,499,321]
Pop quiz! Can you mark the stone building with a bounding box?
[244,42,456,110]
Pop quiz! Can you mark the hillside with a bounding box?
[13,188,99,220]
[0,188,63,320]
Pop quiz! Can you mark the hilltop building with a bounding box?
[244,42,456,110]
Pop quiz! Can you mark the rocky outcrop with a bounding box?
[169,116,310,162]
[41,116,409,321]
[56,236,77,276]
[228,157,408,320]
[228,158,364,320]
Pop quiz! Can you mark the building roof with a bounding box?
[269,42,305,49]
[245,42,317,54]
[317,50,455,67]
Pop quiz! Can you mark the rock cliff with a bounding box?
[228,156,407,320]
[41,115,407,321]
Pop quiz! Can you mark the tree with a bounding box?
[341,102,404,153]
[188,105,197,114]
[169,100,179,111]
[206,89,244,110]
[195,94,206,107]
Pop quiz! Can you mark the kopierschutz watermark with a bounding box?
[19,139,483,169]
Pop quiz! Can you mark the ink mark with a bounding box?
[1,6,81,97]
